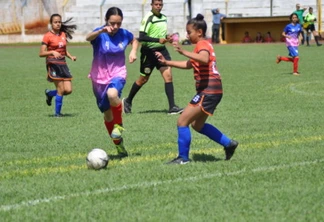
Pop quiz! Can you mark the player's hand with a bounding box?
[101,26,113,34]
[172,42,184,54]
[70,56,77,61]
[159,38,168,44]
[155,52,166,64]
[52,51,63,59]
[129,52,137,64]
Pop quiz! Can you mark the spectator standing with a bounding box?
[293,3,307,45]
[211,8,226,43]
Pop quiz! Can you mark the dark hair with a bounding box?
[105,7,123,22]
[151,0,162,4]
[187,13,207,37]
[290,12,298,22]
[50,14,77,40]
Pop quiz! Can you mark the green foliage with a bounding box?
[0,43,323,221]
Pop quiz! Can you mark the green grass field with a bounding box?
[0,42,323,221]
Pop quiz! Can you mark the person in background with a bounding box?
[242,31,252,43]
[39,14,77,117]
[86,7,139,157]
[264,31,275,43]
[122,0,183,115]
[276,13,302,76]
[211,8,226,44]
[156,14,238,164]
[304,7,322,46]
[293,3,307,45]
[255,32,264,43]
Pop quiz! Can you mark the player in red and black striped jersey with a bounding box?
[156,14,238,164]
[39,14,77,117]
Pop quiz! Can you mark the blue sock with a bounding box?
[48,90,57,97]
[199,123,231,147]
[178,126,191,161]
[55,95,63,115]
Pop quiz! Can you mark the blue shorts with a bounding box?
[92,78,126,113]
[287,46,299,57]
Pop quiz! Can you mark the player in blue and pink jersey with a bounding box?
[156,14,238,164]
[86,7,139,157]
[276,13,302,76]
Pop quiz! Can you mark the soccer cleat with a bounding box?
[54,113,64,118]
[122,98,132,114]
[224,140,239,160]
[276,55,281,64]
[111,124,124,140]
[293,72,300,76]
[45,89,53,106]
[317,44,322,46]
[167,156,190,164]
[115,139,128,157]
[168,106,184,115]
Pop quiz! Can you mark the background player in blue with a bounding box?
[122,0,183,115]
[276,13,302,76]
[86,7,138,157]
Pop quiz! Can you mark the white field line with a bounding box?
[1,159,323,212]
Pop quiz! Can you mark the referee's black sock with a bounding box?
[127,82,142,104]
[165,82,175,109]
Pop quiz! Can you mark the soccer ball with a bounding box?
[86,148,109,170]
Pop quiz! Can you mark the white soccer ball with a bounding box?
[86,148,109,170]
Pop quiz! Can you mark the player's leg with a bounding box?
[53,80,64,117]
[123,48,153,113]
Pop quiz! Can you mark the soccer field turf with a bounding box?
[0,43,323,221]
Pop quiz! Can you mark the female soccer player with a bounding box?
[39,14,77,117]
[276,13,302,76]
[156,14,238,164]
[86,7,138,157]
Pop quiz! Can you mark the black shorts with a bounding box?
[189,93,223,115]
[140,46,171,76]
[305,24,315,32]
[47,63,73,82]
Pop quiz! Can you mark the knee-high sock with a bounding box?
[48,90,57,97]
[198,123,231,147]
[111,103,122,125]
[306,36,309,45]
[178,126,191,160]
[293,57,299,73]
[315,36,320,45]
[280,57,294,62]
[104,120,120,145]
[127,82,142,104]
[55,95,63,115]
[165,82,175,109]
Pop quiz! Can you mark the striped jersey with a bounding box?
[190,40,222,95]
[41,31,67,65]
[140,11,167,48]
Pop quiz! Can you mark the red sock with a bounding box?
[281,57,294,62]
[104,120,121,145]
[111,103,123,126]
[104,120,114,135]
[293,57,299,73]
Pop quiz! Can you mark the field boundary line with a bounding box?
[1,158,323,212]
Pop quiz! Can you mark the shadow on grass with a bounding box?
[48,113,78,118]
[138,109,168,114]
[192,153,223,162]
[109,152,142,160]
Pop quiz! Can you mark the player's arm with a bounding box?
[129,38,139,64]
[39,44,62,58]
[66,50,77,61]
[155,51,192,69]
[86,29,104,41]
[138,32,167,44]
